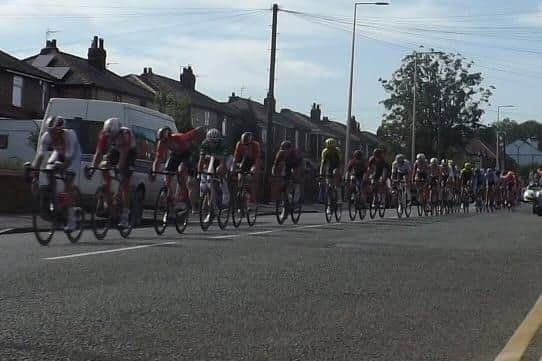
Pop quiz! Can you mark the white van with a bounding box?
[39,98,177,222]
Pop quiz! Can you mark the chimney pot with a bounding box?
[99,38,104,49]
[143,67,147,74]
[148,67,152,74]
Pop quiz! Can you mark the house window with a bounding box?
[12,76,23,107]
[114,94,121,102]
[204,111,210,126]
[0,134,8,149]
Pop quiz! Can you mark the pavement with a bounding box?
[1,206,542,360]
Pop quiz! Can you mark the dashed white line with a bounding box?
[44,241,177,260]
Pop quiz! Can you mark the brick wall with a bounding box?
[0,70,48,119]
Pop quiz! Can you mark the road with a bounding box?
[1,206,542,361]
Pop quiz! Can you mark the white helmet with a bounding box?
[395,154,405,162]
[430,157,439,165]
[206,128,221,141]
[103,117,121,136]
[416,153,426,162]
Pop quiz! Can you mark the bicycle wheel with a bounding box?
[247,202,258,227]
[65,188,85,244]
[378,191,386,218]
[175,206,189,234]
[275,190,288,225]
[358,197,367,220]
[369,192,378,219]
[404,194,412,218]
[396,189,404,218]
[348,189,357,221]
[324,191,333,223]
[232,190,244,228]
[217,202,230,230]
[334,192,342,222]
[32,184,57,246]
[288,184,301,224]
[118,192,136,239]
[91,186,111,240]
[153,187,170,236]
[199,191,213,231]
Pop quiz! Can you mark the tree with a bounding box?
[155,92,192,131]
[377,50,494,158]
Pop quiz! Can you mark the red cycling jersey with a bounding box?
[501,172,517,185]
[275,148,301,164]
[96,127,135,154]
[234,141,261,162]
[156,129,198,159]
[346,159,367,175]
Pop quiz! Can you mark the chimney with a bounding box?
[87,36,107,70]
[40,38,58,55]
[310,103,322,121]
[143,67,147,74]
[180,66,196,91]
[148,67,152,74]
[228,92,237,103]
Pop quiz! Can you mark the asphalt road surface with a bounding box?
[1,206,542,361]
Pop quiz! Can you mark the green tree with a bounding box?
[155,92,192,131]
[377,50,494,158]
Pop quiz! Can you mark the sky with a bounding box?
[1,0,541,132]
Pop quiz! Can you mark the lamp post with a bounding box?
[496,104,514,170]
[345,1,389,164]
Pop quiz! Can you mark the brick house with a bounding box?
[126,67,240,141]
[0,49,54,119]
[25,37,155,108]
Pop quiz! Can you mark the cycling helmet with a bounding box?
[486,168,493,173]
[441,159,447,166]
[464,162,473,170]
[241,132,253,145]
[280,140,292,151]
[103,117,121,136]
[206,128,221,141]
[156,126,172,142]
[430,158,439,165]
[448,159,455,166]
[395,154,405,162]
[46,116,65,132]
[416,153,426,162]
[373,148,383,156]
[353,150,363,160]
[325,138,337,148]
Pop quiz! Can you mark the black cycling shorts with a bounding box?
[104,148,136,177]
[165,151,194,175]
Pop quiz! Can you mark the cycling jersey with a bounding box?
[346,159,367,178]
[157,129,198,159]
[460,168,473,185]
[391,160,411,180]
[486,170,496,185]
[414,160,428,182]
[234,140,261,173]
[37,129,81,174]
[428,165,441,184]
[368,156,388,180]
[321,147,341,175]
[95,127,136,174]
[200,139,229,158]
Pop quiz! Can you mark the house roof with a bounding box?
[506,139,542,155]
[0,49,54,81]
[466,138,497,158]
[132,72,238,116]
[25,50,154,100]
[280,109,322,132]
[228,96,290,128]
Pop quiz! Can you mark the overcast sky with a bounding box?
[1,0,541,131]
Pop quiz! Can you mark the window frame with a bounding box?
[0,134,8,149]
[12,75,23,108]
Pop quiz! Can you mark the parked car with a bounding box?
[523,183,540,203]
[38,98,177,223]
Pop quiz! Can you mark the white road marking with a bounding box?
[0,228,14,235]
[43,241,177,260]
[210,222,353,240]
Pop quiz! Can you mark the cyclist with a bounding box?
[368,148,389,183]
[271,140,303,203]
[151,125,204,211]
[391,153,412,201]
[345,149,368,201]
[501,170,518,205]
[485,167,497,207]
[197,128,231,212]
[412,153,428,184]
[89,117,136,228]
[232,132,261,209]
[30,116,81,231]
[460,162,474,199]
[428,158,442,204]
[473,167,486,202]
[320,138,342,187]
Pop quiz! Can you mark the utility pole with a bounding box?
[411,54,417,163]
[263,3,279,202]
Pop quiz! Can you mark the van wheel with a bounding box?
[132,188,145,226]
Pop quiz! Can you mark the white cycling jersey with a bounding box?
[392,159,411,176]
[36,129,81,174]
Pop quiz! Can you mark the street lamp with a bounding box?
[496,104,514,170]
[345,1,389,164]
